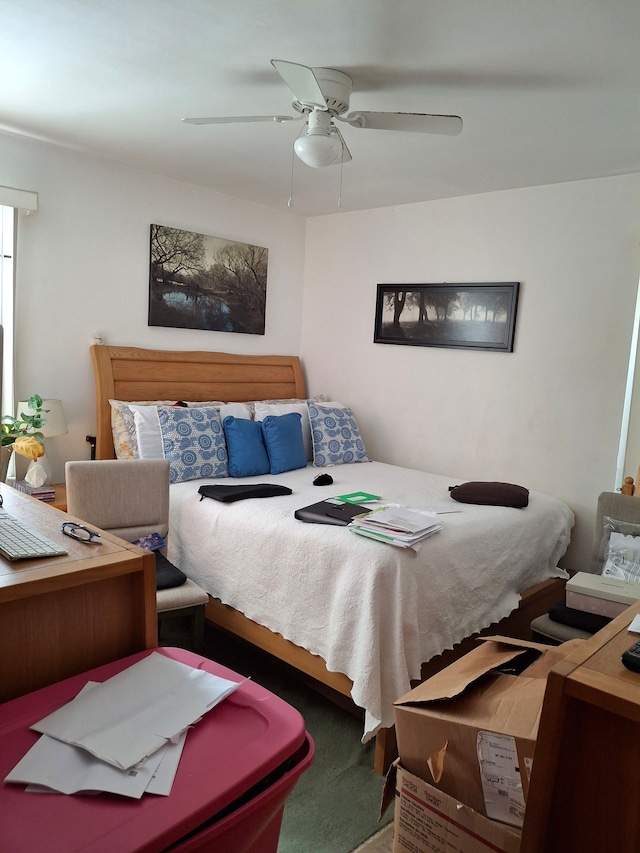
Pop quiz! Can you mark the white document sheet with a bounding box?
[6,679,188,797]
[143,731,188,796]
[8,733,165,798]
[31,652,242,770]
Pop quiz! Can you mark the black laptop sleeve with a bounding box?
[198,483,292,503]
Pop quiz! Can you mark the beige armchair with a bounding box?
[65,459,209,651]
[531,491,640,643]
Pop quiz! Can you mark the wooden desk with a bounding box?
[0,485,157,703]
[521,599,640,852]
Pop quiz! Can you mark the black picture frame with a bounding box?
[148,224,268,335]
[374,282,520,352]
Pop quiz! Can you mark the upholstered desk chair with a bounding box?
[65,459,209,651]
[531,491,640,644]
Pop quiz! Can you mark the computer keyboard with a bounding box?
[0,510,68,560]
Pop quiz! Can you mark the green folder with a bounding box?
[334,491,381,504]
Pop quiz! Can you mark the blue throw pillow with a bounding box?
[308,403,371,467]
[223,416,270,477]
[157,405,228,484]
[261,412,307,475]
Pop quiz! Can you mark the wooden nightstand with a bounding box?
[50,482,67,511]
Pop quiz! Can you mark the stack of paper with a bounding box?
[4,652,243,799]
[349,505,443,549]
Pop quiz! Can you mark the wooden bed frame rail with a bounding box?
[207,576,564,774]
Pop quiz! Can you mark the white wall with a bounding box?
[300,176,640,572]
[0,131,306,482]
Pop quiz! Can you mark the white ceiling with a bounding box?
[2,0,639,217]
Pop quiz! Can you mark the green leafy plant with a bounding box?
[1,394,49,458]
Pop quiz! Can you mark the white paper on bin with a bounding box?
[30,652,243,770]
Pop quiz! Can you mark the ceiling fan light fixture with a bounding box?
[184,59,461,177]
[294,132,343,168]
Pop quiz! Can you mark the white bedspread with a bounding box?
[167,462,573,741]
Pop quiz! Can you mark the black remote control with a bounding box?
[621,639,640,672]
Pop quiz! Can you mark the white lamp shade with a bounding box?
[16,399,68,437]
[294,133,343,168]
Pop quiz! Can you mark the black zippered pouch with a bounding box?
[448,481,529,508]
[198,483,292,503]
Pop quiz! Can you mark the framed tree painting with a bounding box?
[149,224,268,335]
[374,282,520,352]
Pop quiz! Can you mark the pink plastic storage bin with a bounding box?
[0,647,314,852]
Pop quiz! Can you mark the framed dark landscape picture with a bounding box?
[374,282,520,352]
[149,224,268,335]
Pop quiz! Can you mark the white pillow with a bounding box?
[132,405,164,458]
[246,395,326,419]
[109,399,175,458]
[254,401,313,461]
[134,403,252,459]
[217,403,252,421]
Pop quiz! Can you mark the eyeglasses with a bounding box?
[61,522,101,544]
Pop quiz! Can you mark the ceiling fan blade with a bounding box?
[332,126,352,164]
[270,59,327,111]
[341,111,463,136]
[182,115,300,125]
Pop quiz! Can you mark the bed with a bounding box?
[91,344,574,773]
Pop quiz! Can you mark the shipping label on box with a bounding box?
[388,762,521,853]
[477,731,526,826]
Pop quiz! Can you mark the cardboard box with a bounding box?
[565,571,640,618]
[382,762,521,853]
[394,637,574,828]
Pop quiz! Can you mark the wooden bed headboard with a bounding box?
[90,345,307,460]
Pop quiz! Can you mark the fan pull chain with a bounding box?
[337,153,344,208]
[288,124,308,208]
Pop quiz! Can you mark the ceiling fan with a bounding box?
[182,59,463,168]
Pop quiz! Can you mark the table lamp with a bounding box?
[17,398,68,486]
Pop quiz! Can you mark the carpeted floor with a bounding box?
[161,619,393,852]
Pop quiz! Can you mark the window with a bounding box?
[0,186,38,423]
[0,204,15,418]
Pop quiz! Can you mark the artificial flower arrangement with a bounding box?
[1,394,48,461]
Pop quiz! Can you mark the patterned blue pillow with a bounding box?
[157,405,228,484]
[308,403,371,467]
